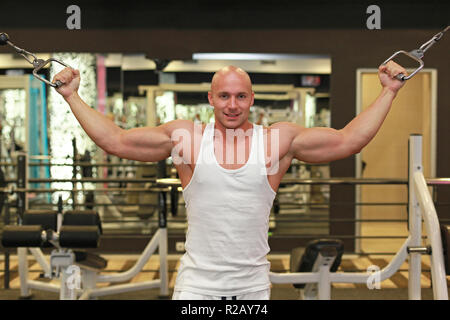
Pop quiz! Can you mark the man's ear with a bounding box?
[208,91,213,106]
[250,91,255,106]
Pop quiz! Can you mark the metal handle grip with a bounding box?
[32,58,72,88]
[382,50,424,81]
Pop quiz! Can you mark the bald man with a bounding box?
[54,62,407,300]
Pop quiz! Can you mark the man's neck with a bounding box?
[214,120,253,135]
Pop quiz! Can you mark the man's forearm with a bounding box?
[65,92,122,153]
[342,87,397,152]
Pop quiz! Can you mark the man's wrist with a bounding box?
[64,91,80,103]
[381,86,398,99]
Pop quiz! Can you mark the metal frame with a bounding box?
[78,227,168,299]
[14,154,169,300]
[409,135,447,299]
[16,226,169,300]
[269,134,448,300]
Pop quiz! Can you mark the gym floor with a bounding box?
[1,253,449,300]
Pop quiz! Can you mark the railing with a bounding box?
[270,134,449,300]
[408,134,448,300]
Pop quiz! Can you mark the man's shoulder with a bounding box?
[165,119,206,135]
[266,121,305,136]
[264,122,308,152]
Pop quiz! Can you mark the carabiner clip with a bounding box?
[0,32,72,88]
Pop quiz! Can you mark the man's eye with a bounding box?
[220,94,228,99]
[239,95,246,99]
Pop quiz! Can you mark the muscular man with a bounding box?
[54,61,407,300]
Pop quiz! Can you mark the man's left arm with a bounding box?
[283,61,407,163]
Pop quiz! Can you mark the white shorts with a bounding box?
[172,289,271,300]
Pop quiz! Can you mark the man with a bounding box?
[54,61,407,300]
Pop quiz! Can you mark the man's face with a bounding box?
[208,71,254,129]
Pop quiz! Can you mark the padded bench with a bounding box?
[290,239,344,289]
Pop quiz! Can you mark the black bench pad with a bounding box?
[74,251,107,270]
[290,239,344,289]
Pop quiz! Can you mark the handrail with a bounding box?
[271,134,449,300]
[97,229,161,283]
[2,175,449,187]
[269,236,411,285]
[413,171,448,300]
[425,178,450,185]
[156,177,450,187]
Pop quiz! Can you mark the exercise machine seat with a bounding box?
[290,239,344,289]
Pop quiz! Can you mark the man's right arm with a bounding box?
[54,68,187,162]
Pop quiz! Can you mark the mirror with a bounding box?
[0,51,332,243]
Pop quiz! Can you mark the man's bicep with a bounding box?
[290,127,351,163]
[114,125,173,162]
[114,119,196,162]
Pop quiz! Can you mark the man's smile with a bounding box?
[224,112,241,119]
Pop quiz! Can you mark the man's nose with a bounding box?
[228,96,237,109]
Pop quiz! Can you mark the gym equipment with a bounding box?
[2,225,100,248]
[2,225,45,248]
[382,26,449,81]
[276,135,448,300]
[290,239,344,282]
[62,210,102,233]
[2,203,169,300]
[75,202,168,300]
[0,154,170,299]
[58,226,100,248]
[0,33,71,87]
[1,206,104,300]
[270,134,448,300]
[290,239,344,299]
[22,210,58,231]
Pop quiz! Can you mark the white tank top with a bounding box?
[174,122,276,296]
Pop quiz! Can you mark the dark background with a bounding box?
[0,0,448,30]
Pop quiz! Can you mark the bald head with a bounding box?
[208,66,254,130]
[210,66,253,92]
